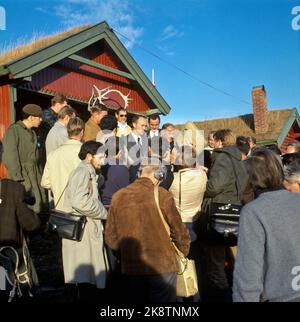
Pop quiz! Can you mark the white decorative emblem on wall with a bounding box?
[88,85,132,112]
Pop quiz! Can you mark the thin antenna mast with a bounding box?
[152,68,156,87]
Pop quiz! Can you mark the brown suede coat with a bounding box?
[105,177,191,275]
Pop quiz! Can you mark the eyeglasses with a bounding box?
[119,114,127,117]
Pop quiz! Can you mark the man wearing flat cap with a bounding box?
[2,104,47,213]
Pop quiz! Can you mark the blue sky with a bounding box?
[0,0,299,125]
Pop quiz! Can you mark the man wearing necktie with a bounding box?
[137,137,142,158]
[148,114,161,139]
[125,115,148,182]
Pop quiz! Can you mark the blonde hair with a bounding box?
[67,117,85,138]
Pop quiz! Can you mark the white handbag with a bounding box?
[154,186,198,298]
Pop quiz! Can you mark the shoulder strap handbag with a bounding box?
[0,239,37,302]
[208,155,243,246]
[48,175,93,242]
[0,246,22,301]
[153,185,184,259]
[179,170,182,213]
[53,175,93,210]
[53,182,69,210]
[178,169,187,212]
[153,186,198,297]
[0,181,38,302]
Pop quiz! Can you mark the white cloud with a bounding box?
[156,24,184,56]
[165,51,175,57]
[158,45,175,57]
[35,7,49,14]
[160,25,184,42]
[37,0,143,49]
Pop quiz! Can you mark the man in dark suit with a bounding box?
[147,114,161,139]
[124,115,148,182]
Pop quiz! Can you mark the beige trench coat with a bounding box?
[61,161,108,288]
[41,139,82,210]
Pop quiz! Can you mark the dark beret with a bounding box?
[22,104,42,117]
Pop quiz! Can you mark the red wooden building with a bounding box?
[177,86,300,151]
[0,21,171,177]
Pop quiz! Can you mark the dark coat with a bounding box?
[124,133,148,182]
[195,146,249,295]
[202,145,248,213]
[2,121,47,213]
[147,129,161,138]
[0,179,40,247]
[42,107,58,129]
[159,164,174,190]
[37,107,59,167]
[105,177,191,275]
[125,133,148,162]
[101,163,130,205]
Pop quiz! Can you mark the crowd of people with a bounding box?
[1,93,300,302]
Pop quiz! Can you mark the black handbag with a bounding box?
[47,180,89,242]
[48,210,87,242]
[209,202,241,246]
[208,157,243,246]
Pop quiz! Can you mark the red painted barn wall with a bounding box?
[20,40,154,113]
[280,122,300,152]
[0,84,11,178]
[79,42,132,86]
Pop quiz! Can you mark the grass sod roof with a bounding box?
[176,109,295,144]
[0,22,171,115]
[0,25,91,65]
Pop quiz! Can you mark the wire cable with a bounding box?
[112,28,251,106]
